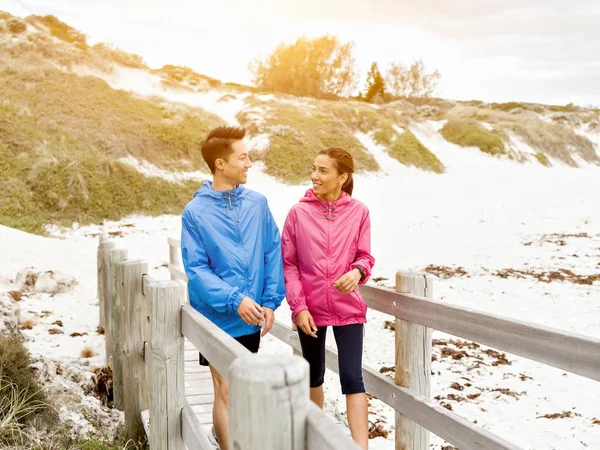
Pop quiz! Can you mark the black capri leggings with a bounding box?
[297,323,365,395]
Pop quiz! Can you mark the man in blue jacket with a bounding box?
[181,126,285,449]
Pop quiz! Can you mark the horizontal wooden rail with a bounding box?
[361,286,600,381]
[169,264,187,283]
[181,304,249,381]
[270,322,521,450]
[182,401,215,450]
[306,403,361,449]
[181,305,359,449]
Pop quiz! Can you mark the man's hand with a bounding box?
[333,268,362,294]
[261,307,275,337]
[237,297,264,325]
[296,310,318,338]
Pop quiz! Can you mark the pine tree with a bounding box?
[364,62,386,103]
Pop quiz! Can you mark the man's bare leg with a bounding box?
[210,364,229,450]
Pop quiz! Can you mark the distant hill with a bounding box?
[1,11,599,233]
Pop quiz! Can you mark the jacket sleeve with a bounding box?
[351,208,376,285]
[261,198,286,311]
[281,210,308,320]
[181,208,245,314]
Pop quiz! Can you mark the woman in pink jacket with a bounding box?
[282,147,375,449]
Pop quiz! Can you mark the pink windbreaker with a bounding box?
[281,189,375,327]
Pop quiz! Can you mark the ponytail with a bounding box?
[342,176,354,196]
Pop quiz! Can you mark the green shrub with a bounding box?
[388,130,444,173]
[0,141,200,234]
[7,19,27,34]
[534,153,551,167]
[0,336,47,412]
[440,119,506,155]
[490,102,526,112]
[447,106,598,165]
[0,336,49,445]
[27,15,89,50]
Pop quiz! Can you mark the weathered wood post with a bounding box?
[108,248,128,410]
[168,239,180,281]
[97,236,115,332]
[229,354,310,450]
[147,280,185,450]
[395,272,433,450]
[120,259,149,442]
[97,234,108,308]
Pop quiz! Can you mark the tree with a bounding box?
[249,35,358,99]
[386,59,441,98]
[363,62,386,103]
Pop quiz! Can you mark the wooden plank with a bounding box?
[229,354,310,450]
[120,259,149,442]
[108,248,128,410]
[184,366,213,375]
[147,280,186,450]
[306,403,361,450]
[182,403,216,450]
[360,285,600,381]
[169,240,182,280]
[190,404,213,414]
[142,274,157,296]
[169,264,188,283]
[186,394,214,406]
[98,240,116,330]
[195,412,213,425]
[169,237,182,248]
[395,272,432,450]
[270,321,520,450]
[184,385,214,396]
[181,305,250,380]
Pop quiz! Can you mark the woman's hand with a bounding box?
[296,310,318,338]
[333,268,362,294]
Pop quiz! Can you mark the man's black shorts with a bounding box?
[198,331,261,366]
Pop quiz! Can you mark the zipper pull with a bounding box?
[228,197,233,210]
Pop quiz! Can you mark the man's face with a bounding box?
[220,140,252,185]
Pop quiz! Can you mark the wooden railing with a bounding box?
[97,235,600,450]
[97,235,360,450]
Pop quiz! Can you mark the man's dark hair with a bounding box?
[201,126,246,173]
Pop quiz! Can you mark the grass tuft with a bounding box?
[440,119,506,155]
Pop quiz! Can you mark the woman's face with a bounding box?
[311,154,347,198]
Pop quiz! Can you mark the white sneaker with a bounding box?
[207,425,220,448]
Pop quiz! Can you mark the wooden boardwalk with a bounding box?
[184,339,217,447]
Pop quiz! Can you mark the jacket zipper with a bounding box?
[230,193,250,288]
[326,204,333,322]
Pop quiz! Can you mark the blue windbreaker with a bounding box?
[181,181,285,338]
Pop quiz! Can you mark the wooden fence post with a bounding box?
[147,280,185,450]
[229,354,309,450]
[395,272,433,450]
[168,241,180,281]
[97,237,115,331]
[120,259,149,442]
[108,248,128,410]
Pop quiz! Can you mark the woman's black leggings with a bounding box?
[297,323,365,395]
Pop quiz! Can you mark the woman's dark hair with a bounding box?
[318,147,354,196]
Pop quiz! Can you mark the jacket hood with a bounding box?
[194,180,246,200]
[299,189,352,205]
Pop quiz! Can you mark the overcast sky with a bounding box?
[2,0,599,106]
